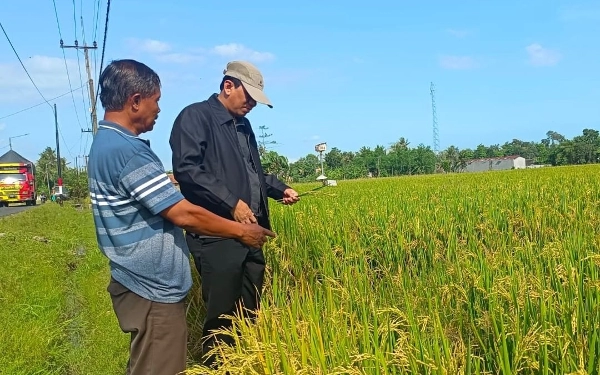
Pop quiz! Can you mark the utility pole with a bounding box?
[54,104,63,193]
[60,40,98,135]
[77,155,88,172]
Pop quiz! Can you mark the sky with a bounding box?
[1,0,599,169]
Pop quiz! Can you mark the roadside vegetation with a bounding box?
[0,204,127,375]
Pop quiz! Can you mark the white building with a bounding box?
[464,155,527,173]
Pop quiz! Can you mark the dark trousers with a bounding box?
[107,277,187,375]
[186,234,265,367]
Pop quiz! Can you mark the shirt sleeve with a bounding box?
[119,150,184,215]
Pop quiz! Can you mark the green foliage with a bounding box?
[35,147,68,195]
[61,168,90,201]
[260,150,290,180]
[35,147,89,199]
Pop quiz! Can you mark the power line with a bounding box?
[1,20,78,173]
[52,0,84,131]
[92,0,102,81]
[92,0,101,42]
[0,21,51,108]
[94,0,111,112]
[72,0,78,38]
[0,85,85,120]
[73,1,91,129]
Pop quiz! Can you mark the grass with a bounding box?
[3,165,600,374]
[0,204,127,374]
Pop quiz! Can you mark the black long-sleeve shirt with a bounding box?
[235,119,263,217]
[169,93,289,230]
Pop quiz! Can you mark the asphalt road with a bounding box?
[0,204,34,218]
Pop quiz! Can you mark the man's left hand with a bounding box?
[281,188,300,205]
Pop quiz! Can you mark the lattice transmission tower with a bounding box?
[430,82,440,154]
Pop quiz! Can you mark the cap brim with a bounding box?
[241,82,273,108]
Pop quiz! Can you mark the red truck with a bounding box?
[0,150,37,207]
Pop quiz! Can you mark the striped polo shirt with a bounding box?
[87,121,191,303]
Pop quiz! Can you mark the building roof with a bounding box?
[467,155,523,163]
[0,149,32,164]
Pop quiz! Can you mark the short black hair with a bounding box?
[219,75,242,91]
[99,59,161,111]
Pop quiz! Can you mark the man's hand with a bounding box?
[238,223,276,248]
[231,199,257,224]
[281,188,300,205]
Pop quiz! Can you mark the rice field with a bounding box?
[186,165,600,374]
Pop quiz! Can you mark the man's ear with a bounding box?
[222,80,233,95]
[131,93,142,110]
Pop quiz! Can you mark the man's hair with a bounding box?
[99,59,161,111]
[219,75,242,91]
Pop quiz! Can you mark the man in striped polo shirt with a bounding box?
[88,59,275,375]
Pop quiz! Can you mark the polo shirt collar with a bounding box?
[98,120,150,146]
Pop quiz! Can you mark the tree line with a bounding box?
[34,128,599,199]
[259,129,600,183]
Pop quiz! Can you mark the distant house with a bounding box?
[0,149,33,165]
[464,155,527,173]
[167,173,179,189]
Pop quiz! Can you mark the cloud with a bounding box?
[124,39,275,65]
[210,43,275,63]
[127,38,171,54]
[0,55,84,103]
[125,38,203,64]
[525,44,561,67]
[438,55,478,70]
[0,123,5,131]
[446,28,469,38]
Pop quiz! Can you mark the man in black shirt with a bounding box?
[169,60,299,367]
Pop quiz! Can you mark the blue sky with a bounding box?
[1,1,599,169]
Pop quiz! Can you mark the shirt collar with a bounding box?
[98,120,150,146]
[207,93,245,126]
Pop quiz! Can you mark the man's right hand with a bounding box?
[231,200,257,224]
[238,223,276,248]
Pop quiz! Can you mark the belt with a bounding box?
[186,232,221,240]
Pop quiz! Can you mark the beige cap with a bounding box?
[223,61,272,108]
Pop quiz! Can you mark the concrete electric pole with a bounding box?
[60,39,99,135]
